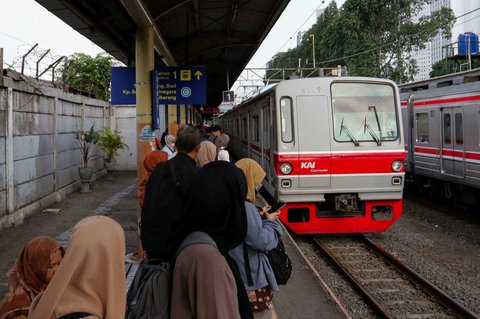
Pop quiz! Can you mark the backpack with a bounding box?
[125,231,217,319]
[266,238,292,285]
[243,237,292,286]
[141,156,196,258]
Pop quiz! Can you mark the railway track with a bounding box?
[312,235,479,319]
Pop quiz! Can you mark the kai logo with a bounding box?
[301,162,315,169]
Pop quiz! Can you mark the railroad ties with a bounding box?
[312,235,479,319]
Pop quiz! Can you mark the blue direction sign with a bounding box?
[111,67,136,105]
[152,66,206,105]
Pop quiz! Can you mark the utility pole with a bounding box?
[310,34,316,68]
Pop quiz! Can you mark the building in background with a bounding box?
[411,1,480,81]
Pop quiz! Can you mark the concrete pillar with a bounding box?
[6,88,14,214]
[53,97,58,193]
[135,26,154,188]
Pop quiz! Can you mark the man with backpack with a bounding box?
[140,125,201,261]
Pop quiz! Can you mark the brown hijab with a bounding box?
[0,237,63,318]
[138,150,168,206]
[196,141,216,167]
[28,216,126,319]
[235,158,266,203]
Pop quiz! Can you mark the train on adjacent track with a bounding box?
[215,76,406,234]
[399,68,480,206]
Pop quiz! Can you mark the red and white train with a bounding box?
[215,77,406,234]
[399,68,480,206]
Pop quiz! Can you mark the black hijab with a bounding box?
[171,160,248,252]
[169,161,253,319]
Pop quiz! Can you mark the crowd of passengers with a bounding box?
[0,124,284,319]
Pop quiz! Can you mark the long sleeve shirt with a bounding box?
[229,201,283,291]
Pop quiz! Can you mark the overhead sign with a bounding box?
[152,66,206,105]
[111,67,136,105]
[223,90,235,102]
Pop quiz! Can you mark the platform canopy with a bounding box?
[35,0,291,107]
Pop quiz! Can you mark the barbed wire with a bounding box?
[6,43,66,81]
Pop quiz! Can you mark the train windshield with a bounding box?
[331,82,398,144]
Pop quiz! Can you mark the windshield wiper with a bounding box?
[368,105,381,132]
[364,118,382,146]
[340,117,359,146]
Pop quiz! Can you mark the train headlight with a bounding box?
[391,160,403,172]
[280,163,293,175]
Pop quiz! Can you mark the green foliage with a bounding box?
[57,53,118,101]
[74,124,100,167]
[266,0,456,83]
[430,59,480,77]
[98,127,129,163]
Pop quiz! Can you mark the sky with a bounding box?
[0,0,344,77]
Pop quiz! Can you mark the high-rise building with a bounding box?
[410,1,479,81]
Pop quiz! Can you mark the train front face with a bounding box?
[274,78,406,234]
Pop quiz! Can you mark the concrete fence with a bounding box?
[0,75,137,230]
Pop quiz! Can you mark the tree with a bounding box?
[430,59,480,77]
[265,0,456,83]
[57,53,118,101]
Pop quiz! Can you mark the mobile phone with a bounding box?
[268,201,286,213]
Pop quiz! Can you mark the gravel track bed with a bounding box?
[292,196,480,318]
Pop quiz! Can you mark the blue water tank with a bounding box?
[458,32,479,55]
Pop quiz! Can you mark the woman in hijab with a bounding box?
[196,140,217,167]
[217,148,230,162]
[28,216,126,319]
[0,237,64,319]
[233,158,283,318]
[169,161,253,319]
[161,134,177,160]
[125,149,168,264]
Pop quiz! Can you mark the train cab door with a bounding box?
[440,107,465,178]
[261,104,271,179]
[296,95,331,188]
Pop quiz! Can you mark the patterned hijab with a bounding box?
[8,236,63,297]
[28,216,126,319]
[0,237,63,317]
[196,141,217,167]
[235,158,266,203]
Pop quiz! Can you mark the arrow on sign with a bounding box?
[194,70,203,80]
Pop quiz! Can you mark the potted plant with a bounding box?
[74,124,100,191]
[98,126,128,171]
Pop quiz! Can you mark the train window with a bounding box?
[242,118,248,139]
[331,82,399,143]
[443,114,451,144]
[252,116,259,141]
[280,97,293,143]
[416,113,429,143]
[455,113,463,145]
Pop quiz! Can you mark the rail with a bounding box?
[312,235,480,319]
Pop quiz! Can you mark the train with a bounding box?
[215,76,406,234]
[399,68,480,206]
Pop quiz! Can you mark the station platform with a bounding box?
[0,170,346,318]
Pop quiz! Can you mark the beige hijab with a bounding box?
[28,216,126,319]
[235,158,266,203]
[196,141,217,167]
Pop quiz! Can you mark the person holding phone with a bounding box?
[231,158,283,318]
